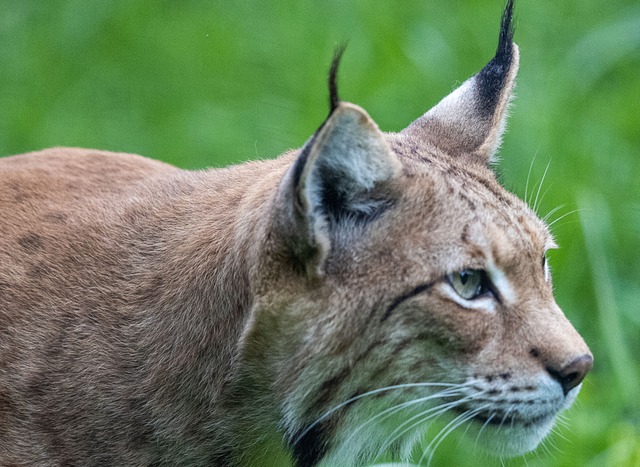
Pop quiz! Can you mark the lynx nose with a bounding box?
[547,354,593,395]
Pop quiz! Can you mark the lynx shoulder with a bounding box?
[0,1,591,465]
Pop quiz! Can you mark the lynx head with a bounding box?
[241,1,593,465]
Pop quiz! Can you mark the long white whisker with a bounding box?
[340,387,465,448]
[495,404,517,433]
[374,399,465,459]
[374,396,474,460]
[474,412,496,446]
[422,404,492,466]
[532,442,544,463]
[376,390,487,460]
[547,428,565,454]
[542,204,566,223]
[293,382,465,445]
[524,149,539,205]
[537,184,555,213]
[418,413,470,466]
[533,159,552,212]
[547,208,587,228]
[553,415,571,431]
[539,435,556,458]
[425,409,483,466]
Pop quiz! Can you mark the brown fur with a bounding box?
[0,4,591,466]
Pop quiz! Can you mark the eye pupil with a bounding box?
[460,272,469,285]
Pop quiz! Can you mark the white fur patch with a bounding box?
[487,262,516,304]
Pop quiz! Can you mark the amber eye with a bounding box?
[447,269,492,300]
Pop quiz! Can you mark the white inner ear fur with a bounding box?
[301,103,400,206]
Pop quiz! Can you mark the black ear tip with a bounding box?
[472,0,518,118]
[498,0,516,60]
[328,44,347,114]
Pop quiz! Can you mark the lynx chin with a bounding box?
[0,0,592,465]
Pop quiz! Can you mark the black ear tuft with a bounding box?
[401,0,519,165]
[498,0,515,59]
[328,45,347,115]
[475,0,516,113]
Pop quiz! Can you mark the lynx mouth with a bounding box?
[469,410,551,428]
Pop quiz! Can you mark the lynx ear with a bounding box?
[403,0,518,165]
[281,103,400,277]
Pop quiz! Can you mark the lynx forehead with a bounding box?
[0,1,591,465]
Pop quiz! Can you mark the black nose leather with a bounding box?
[547,354,593,395]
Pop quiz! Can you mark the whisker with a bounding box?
[547,428,565,454]
[536,183,555,214]
[374,400,465,459]
[431,407,491,465]
[495,404,517,433]
[542,204,566,223]
[532,443,544,463]
[292,382,466,445]
[539,433,559,459]
[554,415,571,431]
[547,209,587,228]
[474,412,496,446]
[524,149,539,205]
[374,393,483,460]
[422,404,492,466]
[340,387,465,448]
[533,158,552,213]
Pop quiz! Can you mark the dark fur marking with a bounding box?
[291,45,347,196]
[460,225,469,243]
[328,45,346,114]
[17,232,44,252]
[459,192,478,212]
[311,367,351,414]
[292,423,330,467]
[475,0,515,116]
[475,176,512,206]
[42,212,68,224]
[381,281,436,321]
[353,339,383,366]
[28,264,47,279]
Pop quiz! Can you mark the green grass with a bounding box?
[2,1,638,465]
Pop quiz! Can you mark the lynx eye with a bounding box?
[447,269,492,300]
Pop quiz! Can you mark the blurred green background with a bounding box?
[1,0,638,465]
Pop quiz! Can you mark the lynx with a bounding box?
[0,1,592,465]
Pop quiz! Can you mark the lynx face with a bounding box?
[0,1,591,466]
[257,154,591,464]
